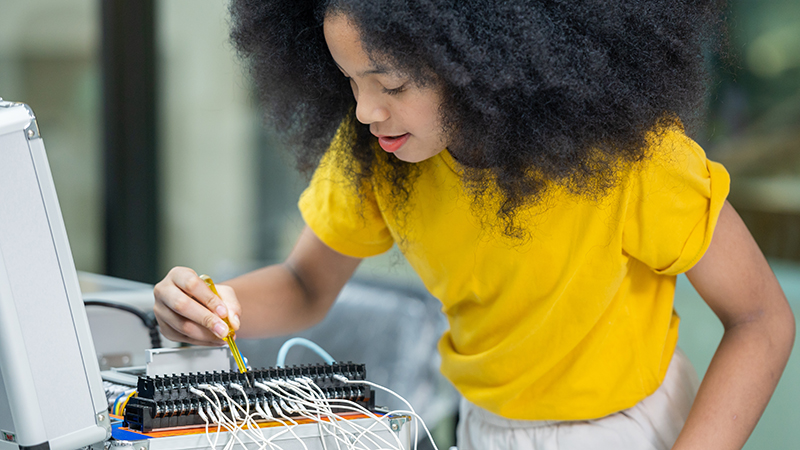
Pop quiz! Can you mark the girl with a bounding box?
[153,1,795,449]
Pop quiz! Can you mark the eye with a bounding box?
[382,84,407,96]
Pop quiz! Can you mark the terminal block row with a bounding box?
[123,362,374,432]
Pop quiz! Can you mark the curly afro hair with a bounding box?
[230,0,725,237]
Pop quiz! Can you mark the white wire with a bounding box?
[187,373,426,450]
[253,402,291,450]
[333,375,430,450]
[257,380,385,450]
[273,381,337,450]
[195,384,269,450]
[231,387,271,450]
[282,379,354,450]
[286,380,362,450]
[294,377,403,450]
[270,381,380,450]
[192,386,227,450]
[213,384,272,448]
[334,376,416,415]
[291,377,346,450]
[202,389,251,450]
[206,405,224,450]
[314,399,405,450]
[269,379,366,449]
[265,380,401,450]
[197,402,216,450]
[271,399,311,450]
[380,410,438,450]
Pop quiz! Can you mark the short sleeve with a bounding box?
[622,129,730,275]
[298,129,394,258]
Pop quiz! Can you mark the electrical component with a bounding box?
[123,362,373,432]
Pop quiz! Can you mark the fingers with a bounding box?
[215,284,242,330]
[154,301,223,346]
[172,268,230,320]
[154,280,228,340]
[153,267,243,345]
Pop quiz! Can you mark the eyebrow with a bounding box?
[358,67,388,77]
[335,62,389,78]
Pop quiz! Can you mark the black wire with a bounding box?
[84,300,162,348]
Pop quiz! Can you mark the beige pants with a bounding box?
[457,349,699,450]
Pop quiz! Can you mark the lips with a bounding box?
[377,133,410,153]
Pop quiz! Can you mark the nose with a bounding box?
[354,92,390,124]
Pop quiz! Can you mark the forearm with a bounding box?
[672,310,795,449]
[153,227,360,345]
[223,226,362,339]
[224,263,329,339]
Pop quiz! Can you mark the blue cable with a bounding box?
[277,337,335,367]
[112,391,127,415]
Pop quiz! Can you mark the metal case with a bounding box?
[0,100,111,450]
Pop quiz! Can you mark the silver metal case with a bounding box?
[0,100,111,450]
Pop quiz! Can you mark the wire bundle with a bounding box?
[187,374,438,450]
[122,365,437,450]
[124,363,372,431]
[112,389,136,416]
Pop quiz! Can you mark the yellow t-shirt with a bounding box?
[299,127,730,421]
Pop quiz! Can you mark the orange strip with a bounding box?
[121,412,377,438]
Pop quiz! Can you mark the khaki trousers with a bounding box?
[457,349,699,450]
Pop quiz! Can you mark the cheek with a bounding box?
[407,100,441,131]
[419,103,446,142]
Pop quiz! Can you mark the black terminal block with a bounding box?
[123,362,374,432]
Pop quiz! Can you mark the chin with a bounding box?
[393,147,443,164]
[393,153,424,163]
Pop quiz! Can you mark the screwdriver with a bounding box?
[199,275,249,381]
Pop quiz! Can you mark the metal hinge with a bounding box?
[22,103,40,140]
[0,98,41,139]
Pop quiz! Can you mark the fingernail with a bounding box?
[216,305,228,317]
[233,314,240,329]
[213,322,228,338]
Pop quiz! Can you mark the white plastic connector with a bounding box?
[261,400,273,418]
[197,405,208,423]
[206,405,218,424]
[189,386,205,396]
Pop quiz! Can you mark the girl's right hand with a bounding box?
[153,266,242,346]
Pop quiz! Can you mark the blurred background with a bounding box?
[0,0,798,448]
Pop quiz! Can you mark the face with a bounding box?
[323,13,448,163]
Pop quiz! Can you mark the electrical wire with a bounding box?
[116,390,136,416]
[191,376,408,450]
[260,378,403,450]
[334,375,437,450]
[169,337,432,450]
[276,337,335,367]
[84,300,162,348]
[256,380,363,450]
[112,391,128,416]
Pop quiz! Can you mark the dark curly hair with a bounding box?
[230,0,725,237]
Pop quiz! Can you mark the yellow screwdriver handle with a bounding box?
[199,275,248,374]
